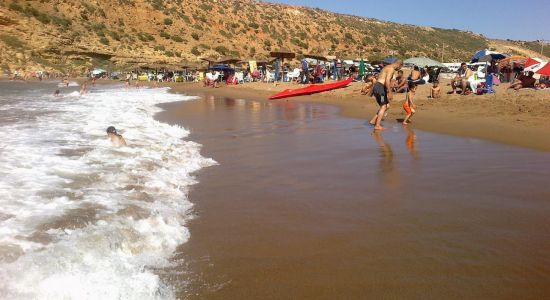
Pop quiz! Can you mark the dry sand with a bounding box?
[158,80,550,152]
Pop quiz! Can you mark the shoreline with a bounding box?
[153,81,550,152]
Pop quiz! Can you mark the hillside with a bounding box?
[0,0,545,73]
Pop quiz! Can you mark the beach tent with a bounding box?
[404,57,445,67]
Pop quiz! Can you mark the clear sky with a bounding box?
[264,0,550,41]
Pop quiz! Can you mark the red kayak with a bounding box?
[268,77,354,100]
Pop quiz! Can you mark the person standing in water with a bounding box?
[106,126,127,147]
[369,60,403,130]
[79,82,87,95]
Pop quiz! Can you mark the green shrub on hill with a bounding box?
[214,45,228,55]
[0,34,26,49]
[171,35,183,42]
[191,46,201,56]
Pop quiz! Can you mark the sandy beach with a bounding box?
[157,79,550,152]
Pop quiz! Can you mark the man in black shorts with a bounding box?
[369,60,403,130]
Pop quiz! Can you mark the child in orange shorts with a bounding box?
[403,82,417,125]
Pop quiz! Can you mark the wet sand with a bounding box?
[159,81,550,152]
[157,94,550,299]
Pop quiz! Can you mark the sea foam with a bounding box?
[0,84,215,299]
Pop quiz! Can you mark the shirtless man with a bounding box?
[369,60,403,130]
[409,66,421,81]
[451,63,473,94]
[106,126,127,147]
[392,70,408,93]
[509,71,536,90]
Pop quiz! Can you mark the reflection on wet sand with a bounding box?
[405,126,419,160]
[372,130,401,189]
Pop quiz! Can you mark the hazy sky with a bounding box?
[265,0,550,41]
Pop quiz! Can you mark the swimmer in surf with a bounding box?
[106,126,127,147]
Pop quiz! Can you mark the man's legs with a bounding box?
[461,79,469,94]
[374,104,388,130]
[451,78,458,93]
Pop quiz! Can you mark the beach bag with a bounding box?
[476,83,486,95]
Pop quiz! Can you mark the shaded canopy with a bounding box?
[217,56,241,65]
[270,49,295,59]
[404,57,445,67]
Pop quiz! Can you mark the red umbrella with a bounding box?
[524,58,542,68]
[535,62,550,76]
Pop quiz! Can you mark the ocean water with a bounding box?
[0,82,215,299]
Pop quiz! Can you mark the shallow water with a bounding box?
[157,95,550,299]
[0,82,215,299]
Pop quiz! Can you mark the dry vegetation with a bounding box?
[0,0,545,72]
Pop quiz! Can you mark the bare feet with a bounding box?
[402,122,408,125]
[374,126,385,131]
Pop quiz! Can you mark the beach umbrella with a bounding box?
[524,61,548,73]
[524,58,543,68]
[497,56,527,68]
[471,49,507,62]
[270,49,295,81]
[404,57,445,67]
[217,56,241,65]
[359,59,366,76]
[382,56,398,64]
[535,62,550,76]
[270,49,295,64]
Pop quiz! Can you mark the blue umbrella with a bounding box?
[382,56,398,64]
[471,50,508,62]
